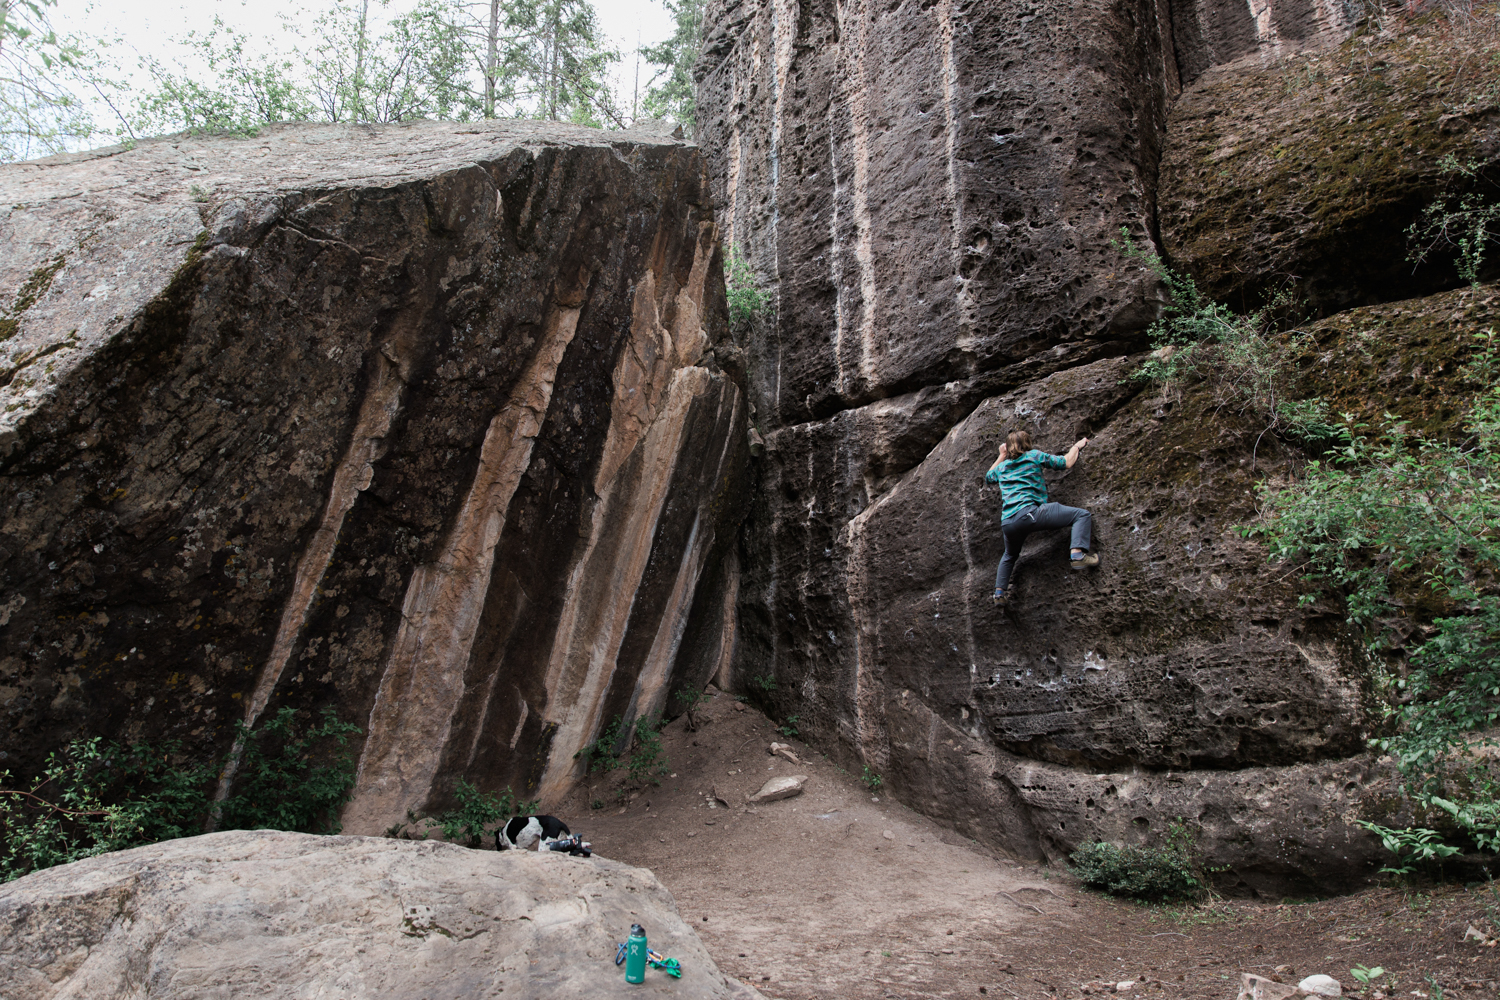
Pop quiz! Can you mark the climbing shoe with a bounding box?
[992,588,1011,605]
[1069,551,1099,569]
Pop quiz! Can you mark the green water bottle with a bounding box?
[625,924,648,983]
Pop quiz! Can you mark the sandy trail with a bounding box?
[561,690,1083,998]
[557,691,1494,1000]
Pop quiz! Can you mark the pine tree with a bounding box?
[640,0,701,132]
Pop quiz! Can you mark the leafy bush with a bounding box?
[574,713,670,787]
[1408,154,1500,287]
[0,707,362,882]
[575,715,626,775]
[1115,228,1336,457]
[626,715,669,787]
[1254,335,1500,853]
[426,780,537,848]
[724,245,767,325]
[216,707,361,834]
[673,685,711,731]
[1356,821,1462,877]
[1069,841,1203,902]
[860,766,883,792]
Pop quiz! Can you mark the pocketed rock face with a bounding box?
[736,348,1394,893]
[0,122,748,830]
[692,0,1478,894]
[694,0,1360,429]
[0,830,763,1000]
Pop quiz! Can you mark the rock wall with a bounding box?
[697,0,1494,893]
[0,122,748,833]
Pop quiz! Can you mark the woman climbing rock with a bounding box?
[985,430,1097,605]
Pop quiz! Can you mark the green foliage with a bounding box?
[502,0,620,125]
[1254,334,1500,850]
[1350,964,1387,984]
[1114,228,1333,452]
[426,779,537,848]
[1408,155,1500,287]
[1356,821,1462,877]
[627,714,669,786]
[639,0,701,131]
[0,707,362,882]
[135,2,482,134]
[0,737,213,881]
[575,714,625,775]
[132,16,315,137]
[574,713,669,786]
[1069,840,1203,902]
[2,0,639,159]
[672,685,711,729]
[725,246,768,326]
[860,766,882,792]
[305,0,479,124]
[0,0,118,161]
[215,707,362,834]
[777,715,800,738]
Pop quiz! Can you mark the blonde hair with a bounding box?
[1005,430,1032,457]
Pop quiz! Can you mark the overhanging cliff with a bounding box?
[0,121,748,833]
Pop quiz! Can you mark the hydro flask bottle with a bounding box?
[625,924,647,983]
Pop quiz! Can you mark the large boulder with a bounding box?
[0,121,748,830]
[0,830,761,999]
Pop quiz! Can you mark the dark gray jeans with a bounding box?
[994,502,1093,592]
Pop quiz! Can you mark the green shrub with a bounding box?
[626,715,669,787]
[216,707,361,834]
[1253,335,1500,852]
[1408,154,1500,288]
[1069,841,1203,902]
[0,707,362,882]
[574,713,669,787]
[724,245,767,325]
[426,780,537,848]
[575,715,626,775]
[1114,227,1335,459]
[672,685,711,731]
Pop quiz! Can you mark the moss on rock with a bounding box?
[1288,280,1500,438]
[1159,16,1500,316]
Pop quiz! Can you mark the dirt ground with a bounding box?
[556,690,1500,1000]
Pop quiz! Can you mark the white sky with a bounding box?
[52,0,677,123]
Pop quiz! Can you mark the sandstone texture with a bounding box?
[0,121,748,830]
[0,829,761,1000]
[697,0,1490,892]
[1159,24,1500,314]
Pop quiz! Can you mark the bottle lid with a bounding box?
[630,923,646,938]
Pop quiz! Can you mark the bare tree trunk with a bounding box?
[485,0,499,117]
[546,3,559,121]
[353,0,370,121]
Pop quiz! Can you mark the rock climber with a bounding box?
[985,429,1097,605]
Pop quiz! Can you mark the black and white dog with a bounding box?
[495,815,589,856]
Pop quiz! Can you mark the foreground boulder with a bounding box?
[0,830,760,999]
[0,121,748,828]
